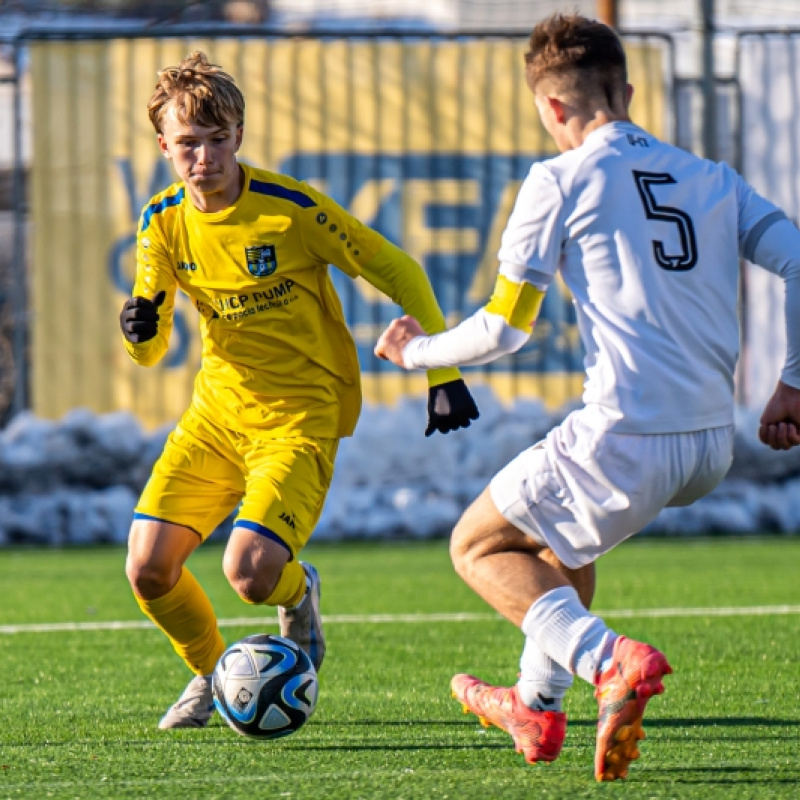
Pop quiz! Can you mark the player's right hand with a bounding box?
[375,315,426,368]
[119,290,166,344]
[759,380,800,450]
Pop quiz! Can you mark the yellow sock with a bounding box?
[262,560,306,608]
[135,567,226,676]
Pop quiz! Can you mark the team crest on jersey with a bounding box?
[245,244,278,277]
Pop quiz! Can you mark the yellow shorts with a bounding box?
[135,405,338,557]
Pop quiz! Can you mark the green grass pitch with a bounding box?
[1,538,800,799]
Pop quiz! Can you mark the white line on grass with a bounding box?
[1,605,800,634]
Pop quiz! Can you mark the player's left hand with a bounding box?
[374,315,426,368]
[759,380,800,450]
[425,379,480,437]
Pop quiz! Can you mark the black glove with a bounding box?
[425,378,480,436]
[119,290,166,344]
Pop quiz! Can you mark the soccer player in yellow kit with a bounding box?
[120,51,479,729]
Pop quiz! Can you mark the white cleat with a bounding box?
[278,562,325,671]
[158,674,215,729]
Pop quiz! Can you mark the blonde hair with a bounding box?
[148,51,245,133]
[524,13,627,109]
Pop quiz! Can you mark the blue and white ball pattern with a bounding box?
[212,634,318,739]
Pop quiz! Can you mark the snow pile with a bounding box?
[1,388,799,546]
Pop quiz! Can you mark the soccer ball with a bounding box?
[212,634,318,739]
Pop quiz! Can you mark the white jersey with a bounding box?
[406,120,793,434]
[499,120,786,433]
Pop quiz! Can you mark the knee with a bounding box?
[449,513,484,580]
[449,490,529,581]
[228,575,275,605]
[222,553,279,605]
[126,553,180,601]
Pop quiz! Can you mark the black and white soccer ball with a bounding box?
[212,634,318,739]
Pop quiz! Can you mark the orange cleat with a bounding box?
[451,674,567,764]
[594,636,673,782]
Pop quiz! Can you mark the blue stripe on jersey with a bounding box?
[140,188,185,232]
[234,519,294,559]
[249,179,317,208]
[743,210,788,262]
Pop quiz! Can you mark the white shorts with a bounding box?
[489,410,734,570]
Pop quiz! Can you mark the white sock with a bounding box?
[521,585,617,686]
[517,638,573,712]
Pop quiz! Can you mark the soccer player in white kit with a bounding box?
[376,12,800,782]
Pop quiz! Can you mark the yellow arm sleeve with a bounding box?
[294,185,459,385]
[122,219,176,367]
[121,292,175,367]
[484,273,545,332]
[360,240,461,387]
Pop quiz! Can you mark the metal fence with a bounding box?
[732,30,800,410]
[0,26,681,427]
[0,43,24,425]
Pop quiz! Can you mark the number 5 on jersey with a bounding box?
[633,170,698,271]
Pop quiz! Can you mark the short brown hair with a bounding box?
[148,51,245,134]
[524,13,627,109]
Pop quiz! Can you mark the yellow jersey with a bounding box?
[124,163,460,438]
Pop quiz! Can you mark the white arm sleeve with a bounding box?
[401,163,563,371]
[751,217,800,389]
[402,308,531,369]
